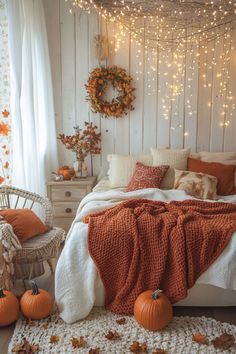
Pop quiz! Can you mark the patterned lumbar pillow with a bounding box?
[127,162,169,192]
[174,170,218,200]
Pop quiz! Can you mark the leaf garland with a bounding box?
[0,122,10,136]
[0,109,11,185]
[2,109,10,118]
[86,66,136,118]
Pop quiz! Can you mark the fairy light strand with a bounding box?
[67,0,236,135]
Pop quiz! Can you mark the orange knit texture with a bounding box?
[85,199,236,314]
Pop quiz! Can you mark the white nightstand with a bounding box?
[47,177,97,232]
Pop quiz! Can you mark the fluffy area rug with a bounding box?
[8,307,236,354]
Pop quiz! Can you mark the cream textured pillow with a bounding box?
[107,154,153,188]
[190,153,200,160]
[151,148,191,189]
[199,151,236,186]
[174,170,218,200]
[199,151,236,164]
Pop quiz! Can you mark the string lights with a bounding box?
[67,0,236,137]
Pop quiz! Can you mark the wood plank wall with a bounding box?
[43,0,236,176]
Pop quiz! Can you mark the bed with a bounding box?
[55,177,236,324]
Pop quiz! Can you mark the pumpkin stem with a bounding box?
[31,281,40,295]
[151,289,163,300]
[0,288,6,298]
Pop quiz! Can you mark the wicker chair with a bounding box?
[0,186,66,290]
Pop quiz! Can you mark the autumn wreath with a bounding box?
[85,66,135,118]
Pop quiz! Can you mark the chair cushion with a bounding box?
[14,227,65,264]
[13,227,65,280]
[0,209,48,243]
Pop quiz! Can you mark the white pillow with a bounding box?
[199,151,236,164]
[107,154,153,188]
[151,148,191,189]
[190,152,200,160]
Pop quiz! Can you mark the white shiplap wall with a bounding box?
[43,0,236,176]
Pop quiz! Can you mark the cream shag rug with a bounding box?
[8,307,236,354]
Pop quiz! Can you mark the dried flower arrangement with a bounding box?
[58,122,101,177]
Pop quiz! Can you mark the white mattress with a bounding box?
[55,178,236,324]
[175,284,236,306]
[92,282,236,307]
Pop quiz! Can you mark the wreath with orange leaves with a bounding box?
[85,66,136,118]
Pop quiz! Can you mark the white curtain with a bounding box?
[7,0,58,196]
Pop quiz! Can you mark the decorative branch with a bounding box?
[58,122,101,161]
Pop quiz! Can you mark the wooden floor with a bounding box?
[173,306,236,324]
[1,266,236,354]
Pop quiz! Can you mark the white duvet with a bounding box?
[55,185,236,324]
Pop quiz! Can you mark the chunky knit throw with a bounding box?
[85,199,236,314]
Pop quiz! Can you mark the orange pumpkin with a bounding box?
[134,289,173,331]
[0,288,19,326]
[58,166,75,180]
[20,282,53,320]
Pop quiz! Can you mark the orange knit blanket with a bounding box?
[85,199,236,314]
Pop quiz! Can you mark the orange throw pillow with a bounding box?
[0,209,48,243]
[127,162,169,192]
[187,158,236,196]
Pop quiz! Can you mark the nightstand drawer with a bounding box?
[51,186,87,202]
[52,202,78,217]
[47,177,97,233]
[53,217,74,232]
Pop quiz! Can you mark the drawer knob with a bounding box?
[65,191,71,197]
[65,208,72,214]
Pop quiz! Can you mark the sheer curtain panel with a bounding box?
[7,0,58,195]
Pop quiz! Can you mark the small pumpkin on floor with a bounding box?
[20,281,53,320]
[0,288,19,326]
[134,289,173,331]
